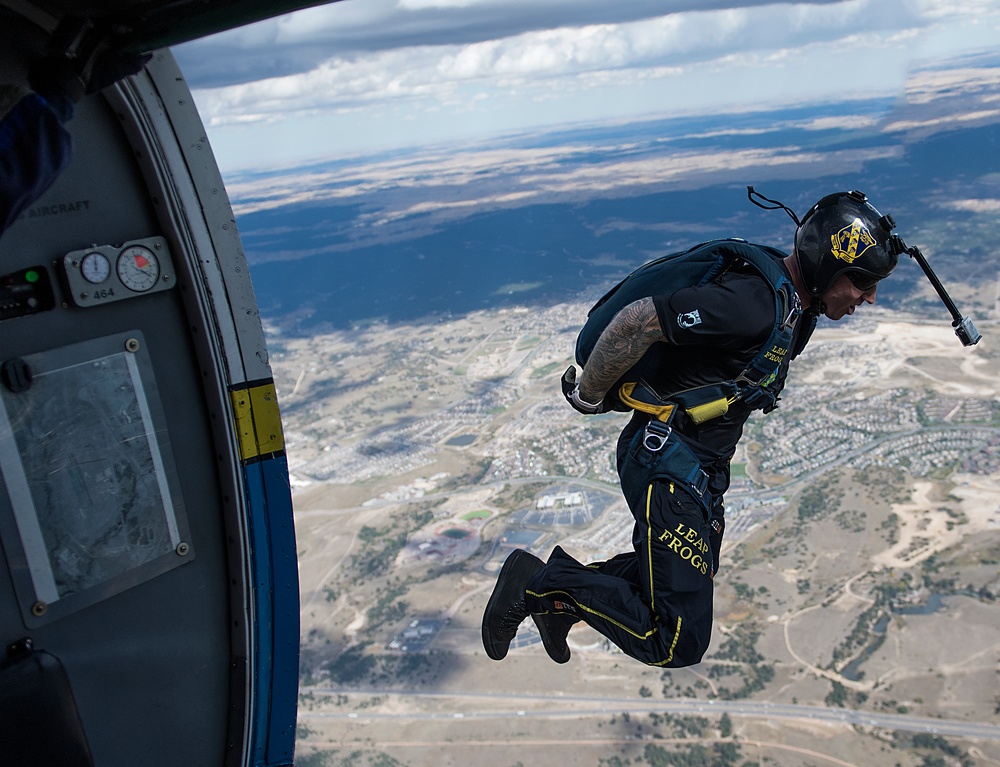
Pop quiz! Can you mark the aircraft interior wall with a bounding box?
[0,7,298,766]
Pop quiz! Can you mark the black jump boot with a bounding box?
[532,611,576,664]
[482,549,543,660]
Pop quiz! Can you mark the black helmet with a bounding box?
[794,190,898,296]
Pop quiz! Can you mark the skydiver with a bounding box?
[482,189,899,667]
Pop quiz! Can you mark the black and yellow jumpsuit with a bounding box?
[525,259,812,667]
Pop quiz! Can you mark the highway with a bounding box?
[298,687,1000,741]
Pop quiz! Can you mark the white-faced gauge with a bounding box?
[63,236,174,308]
[81,252,111,284]
[116,245,161,292]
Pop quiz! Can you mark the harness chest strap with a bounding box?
[578,240,803,423]
[618,382,677,422]
[622,252,802,423]
[620,380,735,426]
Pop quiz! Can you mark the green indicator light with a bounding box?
[24,270,39,283]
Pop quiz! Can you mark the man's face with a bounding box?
[821,272,878,320]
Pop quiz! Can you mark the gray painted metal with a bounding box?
[0,7,284,766]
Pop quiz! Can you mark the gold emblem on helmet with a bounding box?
[831,218,876,264]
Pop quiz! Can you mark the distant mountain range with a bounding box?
[233,50,1000,334]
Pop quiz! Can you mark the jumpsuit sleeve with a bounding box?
[0,85,74,234]
[652,274,774,351]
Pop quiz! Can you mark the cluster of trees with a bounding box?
[351,507,435,580]
[895,732,976,767]
[642,742,745,767]
[296,750,403,767]
[796,478,842,522]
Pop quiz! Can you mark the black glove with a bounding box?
[28,18,151,108]
[561,365,603,415]
[86,49,151,94]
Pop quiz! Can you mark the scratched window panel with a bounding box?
[0,332,192,626]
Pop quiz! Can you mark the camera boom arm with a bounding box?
[890,235,982,347]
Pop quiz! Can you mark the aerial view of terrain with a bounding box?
[277,307,1000,767]
[234,52,1000,767]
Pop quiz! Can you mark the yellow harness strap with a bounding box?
[618,382,735,425]
[618,382,676,423]
[685,397,733,424]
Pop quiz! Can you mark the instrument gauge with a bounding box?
[117,245,161,292]
[81,252,111,284]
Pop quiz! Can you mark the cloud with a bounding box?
[176,0,1000,169]
[187,1,927,125]
[941,198,1000,213]
[174,0,848,88]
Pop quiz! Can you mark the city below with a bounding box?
[271,298,1000,767]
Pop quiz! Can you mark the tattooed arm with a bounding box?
[579,297,665,403]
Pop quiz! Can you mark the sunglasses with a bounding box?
[846,271,880,292]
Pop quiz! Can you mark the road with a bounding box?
[298,686,1000,741]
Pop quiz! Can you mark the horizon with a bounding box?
[173,0,1000,172]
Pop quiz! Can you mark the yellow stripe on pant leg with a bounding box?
[651,616,681,667]
[644,481,682,667]
[526,589,659,641]
[645,483,655,614]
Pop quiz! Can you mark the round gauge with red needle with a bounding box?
[116,244,161,292]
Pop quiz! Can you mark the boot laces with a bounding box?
[497,599,529,638]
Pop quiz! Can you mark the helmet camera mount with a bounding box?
[886,234,982,347]
[748,186,982,347]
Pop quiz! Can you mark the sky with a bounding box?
[173,0,1000,172]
